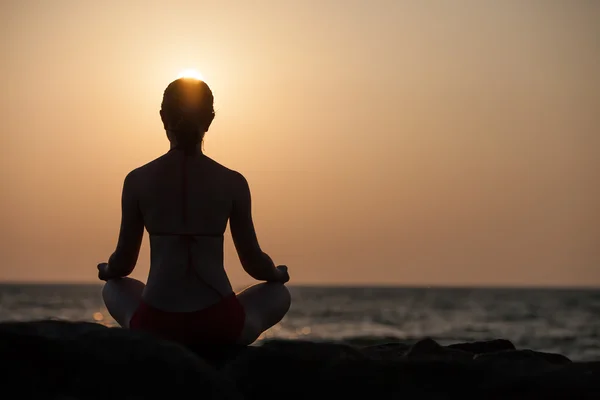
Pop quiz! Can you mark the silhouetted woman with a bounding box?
[98,78,291,348]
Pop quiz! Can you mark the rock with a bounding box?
[1,320,599,399]
[319,357,488,398]
[0,319,107,338]
[512,361,600,397]
[534,350,572,365]
[222,339,366,399]
[260,338,367,360]
[359,342,411,360]
[0,320,241,399]
[404,337,473,362]
[474,349,572,365]
[448,339,516,354]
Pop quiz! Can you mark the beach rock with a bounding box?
[1,320,599,399]
[359,341,411,360]
[222,339,367,399]
[320,357,488,397]
[404,337,474,362]
[474,349,572,365]
[0,320,241,399]
[448,338,516,354]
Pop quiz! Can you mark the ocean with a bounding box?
[1,284,598,361]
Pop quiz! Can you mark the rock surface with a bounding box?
[1,320,599,399]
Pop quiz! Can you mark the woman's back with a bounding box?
[134,149,242,311]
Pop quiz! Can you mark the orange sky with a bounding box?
[1,1,599,286]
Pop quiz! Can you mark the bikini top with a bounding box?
[147,147,224,299]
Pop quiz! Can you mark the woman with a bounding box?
[97,77,291,348]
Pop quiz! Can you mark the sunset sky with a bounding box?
[1,0,598,287]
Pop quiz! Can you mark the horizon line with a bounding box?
[0,281,598,290]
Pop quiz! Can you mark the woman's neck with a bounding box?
[169,141,203,154]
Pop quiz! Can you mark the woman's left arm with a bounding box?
[101,171,144,279]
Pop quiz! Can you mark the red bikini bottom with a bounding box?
[129,294,246,346]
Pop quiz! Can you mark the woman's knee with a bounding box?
[276,283,292,313]
[102,278,126,302]
[259,282,291,322]
[237,282,291,320]
[101,277,145,328]
[101,278,145,311]
[236,283,291,345]
[101,279,117,304]
[103,277,144,294]
[245,282,291,310]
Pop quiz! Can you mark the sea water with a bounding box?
[0,284,598,361]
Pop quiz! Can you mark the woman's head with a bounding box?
[160,78,215,151]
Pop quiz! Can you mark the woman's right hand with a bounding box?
[274,265,290,284]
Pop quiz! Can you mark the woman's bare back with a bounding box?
[112,149,247,312]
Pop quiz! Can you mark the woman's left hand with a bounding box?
[97,262,114,281]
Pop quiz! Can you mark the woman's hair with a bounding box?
[161,78,215,152]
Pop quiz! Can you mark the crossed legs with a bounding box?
[102,278,291,344]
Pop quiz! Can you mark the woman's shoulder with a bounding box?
[121,154,170,186]
[125,154,248,189]
[203,156,246,181]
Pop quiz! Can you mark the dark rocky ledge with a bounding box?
[1,320,599,399]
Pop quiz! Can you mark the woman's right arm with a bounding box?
[230,172,284,282]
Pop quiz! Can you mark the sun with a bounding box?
[177,69,205,81]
